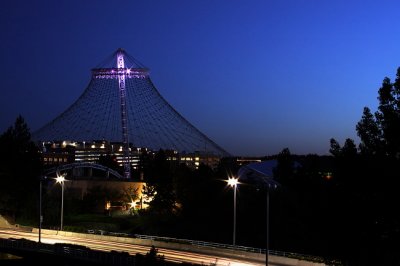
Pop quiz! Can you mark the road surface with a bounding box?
[0,228,263,266]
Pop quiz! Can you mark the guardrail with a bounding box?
[27,226,339,265]
[132,234,331,264]
[86,230,334,264]
[134,234,264,253]
[85,229,265,254]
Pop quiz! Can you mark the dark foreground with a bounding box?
[0,256,180,266]
[0,238,188,266]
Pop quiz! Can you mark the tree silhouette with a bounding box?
[357,67,400,157]
[356,107,384,155]
[328,67,400,265]
[329,138,341,157]
[274,148,295,185]
[0,115,42,220]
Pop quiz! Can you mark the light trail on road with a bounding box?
[0,229,263,266]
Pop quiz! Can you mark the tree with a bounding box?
[357,68,400,156]
[329,138,357,157]
[274,148,295,185]
[329,138,341,157]
[81,185,122,214]
[356,107,384,155]
[342,138,357,157]
[377,71,400,156]
[329,68,400,264]
[0,115,42,220]
[145,150,178,215]
[98,154,120,172]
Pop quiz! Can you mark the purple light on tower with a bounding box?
[117,48,131,179]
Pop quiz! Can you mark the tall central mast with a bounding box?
[117,48,131,179]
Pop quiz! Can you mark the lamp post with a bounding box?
[236,163,280,266]
[227,177,238,246]
[39,176,43,243]
[266,185,270,266]
[55,173,66,231]
[39,175,49,243]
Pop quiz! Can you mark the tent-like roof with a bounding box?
[33,49,229,157]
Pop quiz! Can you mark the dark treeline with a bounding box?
[317,67,400,265]
[1,68,400,266]
[270,149,399,266]
[0,116,42,222]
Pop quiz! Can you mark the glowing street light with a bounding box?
[227,177,239,246]
[227,177,238,187]
[55,173,67,231]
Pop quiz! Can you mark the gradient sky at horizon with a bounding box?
[1,0,400,156]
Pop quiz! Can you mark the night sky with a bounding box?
[1,0,400,156]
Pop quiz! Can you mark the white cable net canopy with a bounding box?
[33,49,229,157]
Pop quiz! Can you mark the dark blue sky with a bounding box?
[1,0,400,156]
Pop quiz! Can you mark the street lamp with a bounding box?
[55,173,67,231]
[39,175,47,243]
[227,177,238,246]
[265,183,276,266]
[237,163,280,266]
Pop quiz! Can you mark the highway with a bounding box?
[0,228,264,266]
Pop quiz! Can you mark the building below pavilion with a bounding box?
[40,140,222,174]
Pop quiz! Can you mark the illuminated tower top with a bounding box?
[92,48,149,79]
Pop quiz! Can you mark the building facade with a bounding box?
[40,140,221,171]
